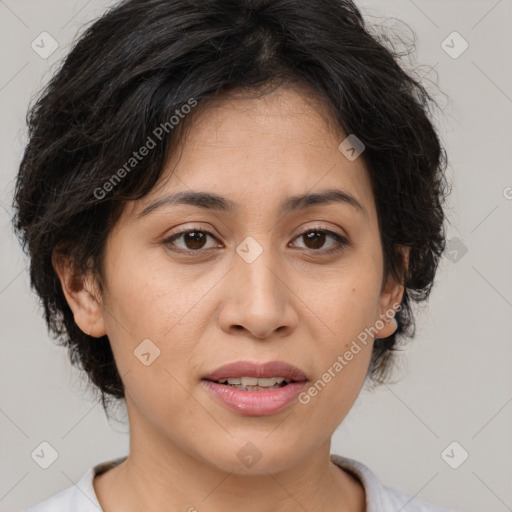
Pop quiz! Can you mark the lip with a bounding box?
[202,360,308,382]
[201,379,308,416]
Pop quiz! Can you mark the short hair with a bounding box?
[12,0,449,414]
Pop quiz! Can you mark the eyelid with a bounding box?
[293,223,346,240]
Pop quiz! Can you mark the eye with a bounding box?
[290,227,348,255]
[162,228,221,253]
[162,225,349,256]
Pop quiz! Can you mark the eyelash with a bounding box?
[162,226,349,256]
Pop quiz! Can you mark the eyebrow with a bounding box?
[137,188,365,219]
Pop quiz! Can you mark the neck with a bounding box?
[93,403,365,512]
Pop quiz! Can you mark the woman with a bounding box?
[13,0,454,510]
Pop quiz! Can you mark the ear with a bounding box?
[51,249,107,338]
[374,245,410,339]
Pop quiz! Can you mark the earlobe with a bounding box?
[374,315,398,339]
[375,295,401,339]
[51,250,107,338]
[375,245,409,339]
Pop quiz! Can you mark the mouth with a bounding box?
[201,368,309,416]
[202,360,309,391]
[203,376,306,391]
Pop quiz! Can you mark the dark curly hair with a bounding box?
[11,0,449,415]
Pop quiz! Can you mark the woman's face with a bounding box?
[63,84,404,474]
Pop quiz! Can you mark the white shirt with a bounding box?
[24,454,458,511]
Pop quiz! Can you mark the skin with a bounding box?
[54,83,407,512]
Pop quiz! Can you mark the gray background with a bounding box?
[1,1,511,511]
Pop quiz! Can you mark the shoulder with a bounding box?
[23,484,79,512]
[330,454,459,512]
[23,457,126,512]
[382,485,458,512]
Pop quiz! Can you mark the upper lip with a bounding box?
[203,360,308,382]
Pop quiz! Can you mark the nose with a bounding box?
[217,247,298,340]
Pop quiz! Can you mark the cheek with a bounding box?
[295,261,381,414]
[302,259,382,340]
[102,242,207,337]
[297,320,374,433]
[100,262,204,426]
[100,247,216,393]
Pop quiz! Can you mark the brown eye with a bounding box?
[163,226,348,256]
[302,231,327,250]
[163,229,219,252]
[291,228,348,255]
[181,231,208,250]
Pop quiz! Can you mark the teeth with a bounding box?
[216,377,291,386]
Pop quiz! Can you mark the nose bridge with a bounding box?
[218,234,296,338]
[233,234,284,307]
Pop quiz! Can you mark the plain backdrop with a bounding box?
[1,1,511,511]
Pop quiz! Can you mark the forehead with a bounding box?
[122,85,376,222]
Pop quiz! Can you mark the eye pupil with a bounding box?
[304,231,326,249]
[184,231,207,250]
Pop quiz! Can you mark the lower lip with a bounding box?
[201,380,307,416]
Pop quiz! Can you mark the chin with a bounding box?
[200,438,307,476]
